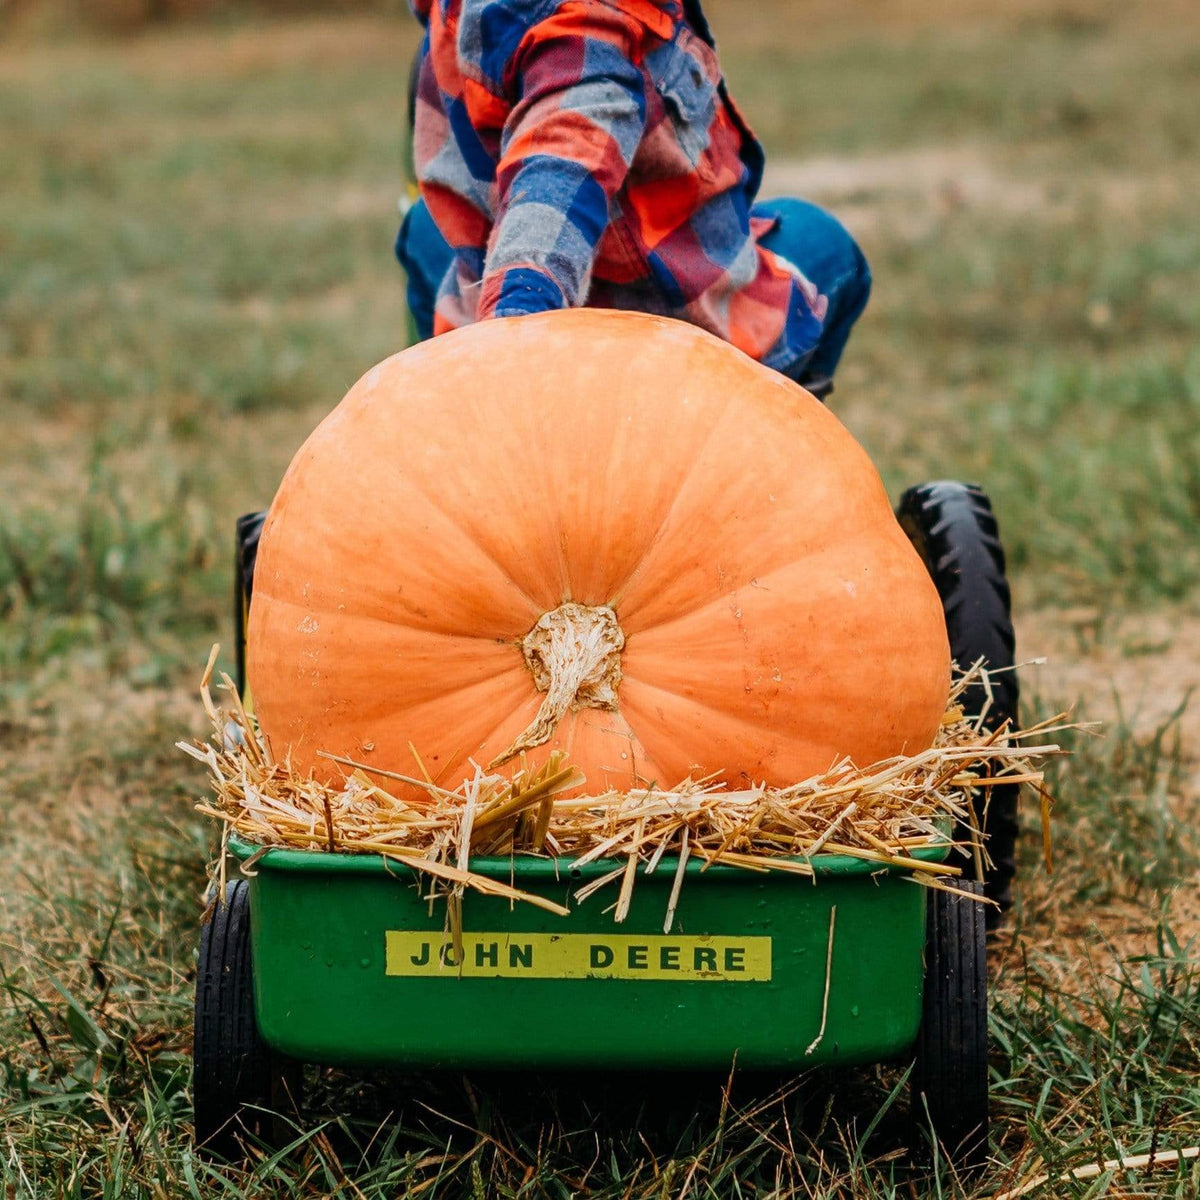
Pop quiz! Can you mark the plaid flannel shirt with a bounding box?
[408,0,827,374]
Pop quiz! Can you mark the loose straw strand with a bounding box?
[805,906,837,1056]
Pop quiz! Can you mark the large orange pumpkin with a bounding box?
[248,309,950,796]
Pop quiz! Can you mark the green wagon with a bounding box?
[194,479,1018,1170]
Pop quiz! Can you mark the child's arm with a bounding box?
[478,2,650,320]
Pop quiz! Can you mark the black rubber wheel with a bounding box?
[911,880,989,1172]
[193,880,299,1158]
[234,511,267,697]
[896,482,1019,922]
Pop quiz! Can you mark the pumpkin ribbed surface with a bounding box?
[248,309,950,795]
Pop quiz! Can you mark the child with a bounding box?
[396,0,870,397]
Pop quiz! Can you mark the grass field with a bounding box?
[2,0,1199,1195]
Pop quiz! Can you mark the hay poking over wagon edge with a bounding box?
[180,646,1072,927]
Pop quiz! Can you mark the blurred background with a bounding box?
[2,0,1198,1193]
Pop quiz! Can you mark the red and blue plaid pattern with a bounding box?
[409,0,827,374]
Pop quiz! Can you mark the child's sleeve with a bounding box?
[478,2,649,320]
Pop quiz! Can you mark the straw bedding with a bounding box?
[181,646,1066,927]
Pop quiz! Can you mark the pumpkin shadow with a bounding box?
[301,1062,914,1172]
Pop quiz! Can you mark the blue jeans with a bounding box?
[395,195,870,382]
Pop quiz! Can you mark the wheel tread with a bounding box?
[896,482,1020,920]
[194,881,272,1155]
[911,881,989,1169]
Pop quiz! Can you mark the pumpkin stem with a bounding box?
[490,602,625,769]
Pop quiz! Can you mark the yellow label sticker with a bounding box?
[385,932,772,982]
